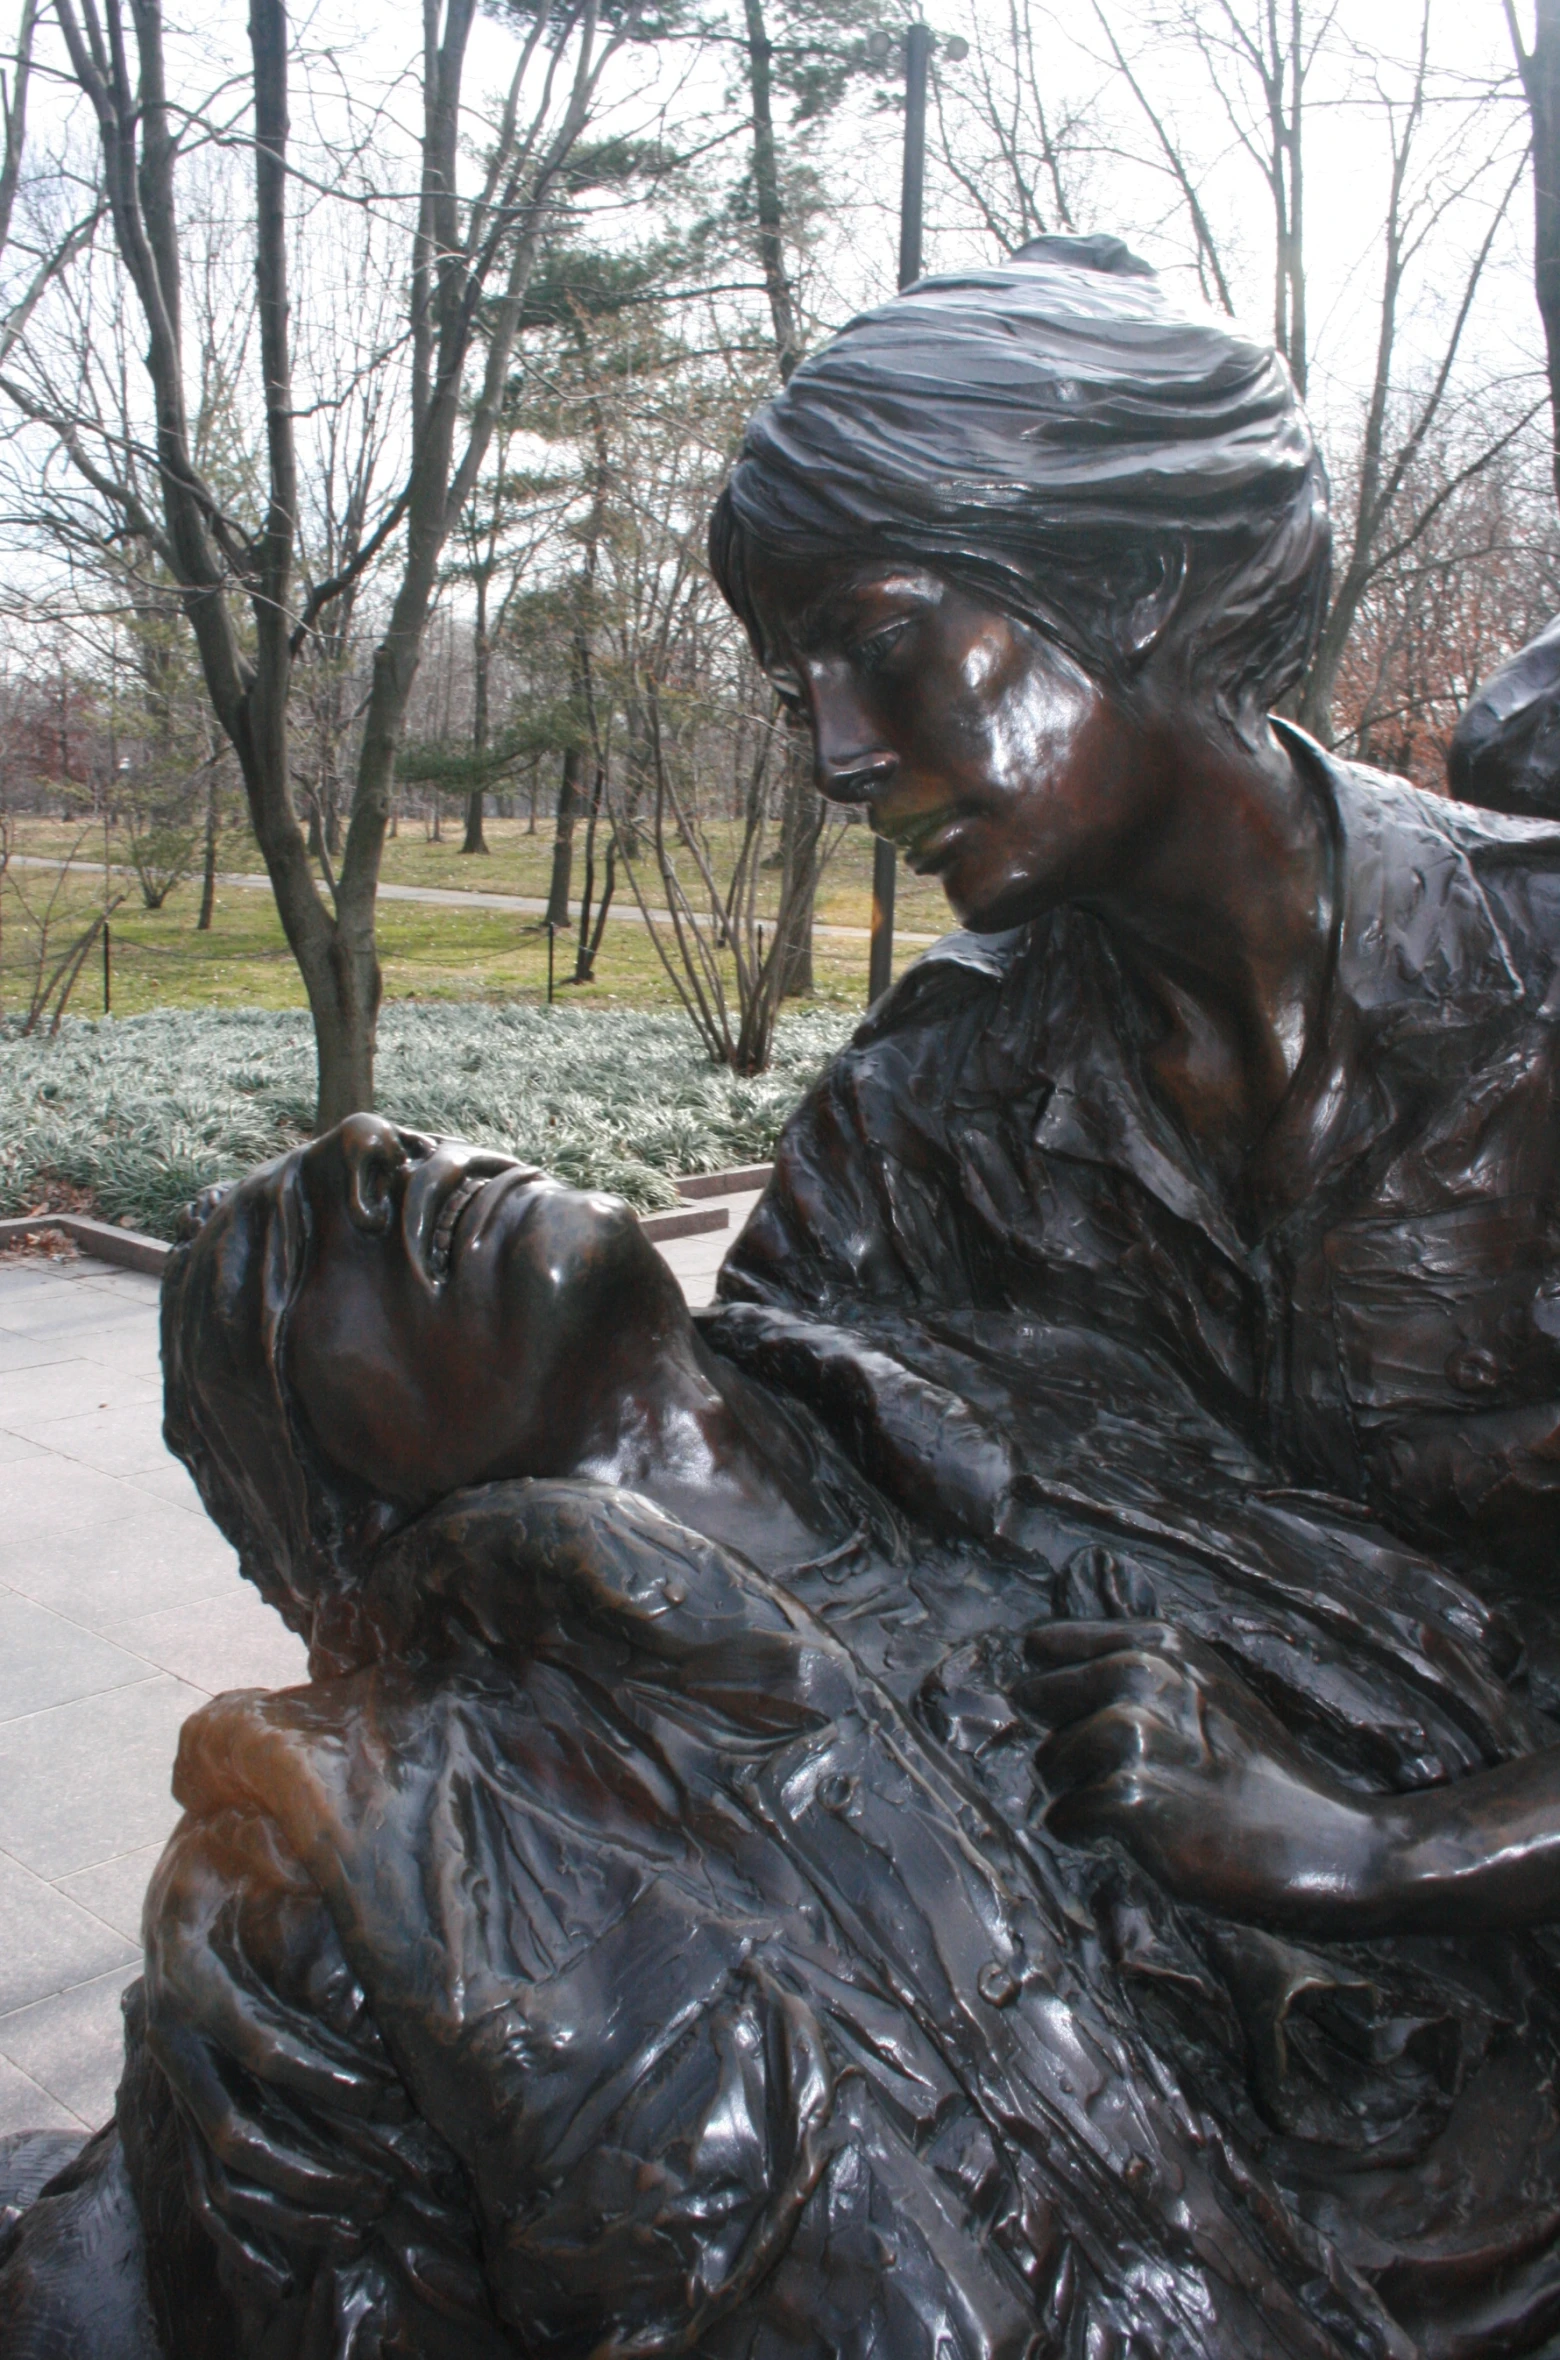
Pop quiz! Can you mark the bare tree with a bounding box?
[1039,0,1529,742]
[1117,0,1336,391]
[1505,1,1560,512]
[11,0,641,1122]
[1295,14,1529,734]
[1329,419,1560,783]
[0,0,105,366]
[933,0,1094,253]
[4,821,123,1035]
[614,670,838,1070]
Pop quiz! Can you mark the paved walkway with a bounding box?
[8,854,943,948]
[0,1194,760,2139]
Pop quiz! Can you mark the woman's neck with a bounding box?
[1087,705,1334,1184]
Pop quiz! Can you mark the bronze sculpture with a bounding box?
[1448,612,1560,819]
[10,233,1560,2356]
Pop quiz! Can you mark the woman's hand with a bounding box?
[1018,1620,1560,1936]
[1013,1621,1389,1932]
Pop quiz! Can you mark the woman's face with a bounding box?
[281,1117,691,1506]
[745,553,1167,931]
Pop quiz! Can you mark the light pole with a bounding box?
[865,22,964,1005]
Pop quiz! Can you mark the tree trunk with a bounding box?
[776,731,819,995]
[462,568,491,852]
[1515,1,1560,511]
[741,0,802,382]
[619,693,652,858]
[573,768,609,981]
[546,744,582,926]
[307,936,380,1125]
[1297,552,1370,745]
[196,764,218,930]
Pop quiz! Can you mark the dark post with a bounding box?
[868,21,933,1006]
[546,921,556,1006]
[102,920,111,1014]
[898,22,931,290]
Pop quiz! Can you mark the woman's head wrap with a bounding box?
[711,234,1331,712]
[161,1154,395,1648]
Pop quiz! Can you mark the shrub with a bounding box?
[0,1002,854,1238]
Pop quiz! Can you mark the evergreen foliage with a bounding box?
[0,1003,850,1238]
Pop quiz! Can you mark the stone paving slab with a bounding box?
[0,1256,306,2135]
[1,1503,240,1632]
[654,1189,763,1308]
[0,1964,143,2131]
[0,1675,211,1879]
[0,1186,765,2135]
[0,1591,156,1721]
[56,1841,168,1945]
[0,1848,138,2016]
[0,2050,76,2135]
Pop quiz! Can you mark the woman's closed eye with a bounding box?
[851,618,913,674]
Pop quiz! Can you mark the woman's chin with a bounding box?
[952,875,1045,934]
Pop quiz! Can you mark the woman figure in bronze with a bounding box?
[11,233,1560,2358]
[710,230,1560,1907]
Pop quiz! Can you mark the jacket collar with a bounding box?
[888,726,1534,1261]
[1260,724,1527,1203]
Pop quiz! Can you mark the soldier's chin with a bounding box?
[484,1180,679,1328]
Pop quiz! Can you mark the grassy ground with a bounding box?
[369,810,953,939]
[3,813,946,1021]
[1,813,934,1232]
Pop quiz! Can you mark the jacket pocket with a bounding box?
[1326,1199,1560,1422]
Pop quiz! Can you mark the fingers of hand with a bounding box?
[1022,1618,1179,1668]
[1035,1700,1168,1798]
[1012,1647,1194,1733]
[1044,1774,1138,1847]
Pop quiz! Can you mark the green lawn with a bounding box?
[3,813,945,1022]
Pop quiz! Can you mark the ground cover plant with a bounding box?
[0,1002,853,1238]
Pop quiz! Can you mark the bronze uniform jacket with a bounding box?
[721,729,1560,1639]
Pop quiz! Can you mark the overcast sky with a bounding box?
[4,0,1544,601]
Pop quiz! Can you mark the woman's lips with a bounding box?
[888,809,962,874]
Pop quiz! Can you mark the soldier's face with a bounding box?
[281,1116,688,1506]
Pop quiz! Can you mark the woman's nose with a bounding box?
[809,679,898,807]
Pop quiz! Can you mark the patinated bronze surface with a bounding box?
[1449,613,1560,817]
[9,235,1560,2358]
